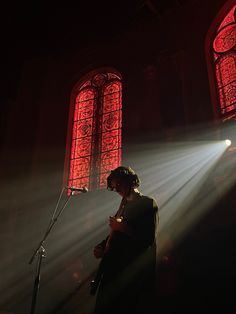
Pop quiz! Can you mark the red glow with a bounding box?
[68,72,122,190]
[216,54,236,88]
[213,5,236,120]
[98,81,122,188]
[218,82,236,111]
[213,24,236,53]
[218,5,236,31]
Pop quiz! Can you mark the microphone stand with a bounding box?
[28,187,73,314]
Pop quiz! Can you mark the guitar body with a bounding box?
[90,256,106,295]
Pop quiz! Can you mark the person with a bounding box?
[90,166,159,314]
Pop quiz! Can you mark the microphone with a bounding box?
[66,186,88,193]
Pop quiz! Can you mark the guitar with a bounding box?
[90,199,125,295]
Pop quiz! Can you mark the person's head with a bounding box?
[107,166,140,197]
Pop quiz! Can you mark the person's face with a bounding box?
[110,178,130,197]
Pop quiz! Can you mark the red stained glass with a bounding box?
[213,24,236,53]
[216,54,236,87]
[218,6,235,31]
[92,73,107,87]
[74,106,94,122]
[69,157,91,178]
[103,83,122,113]
[68,156,91,188]
[99,173,108,188]
[102,111,121,133]
[76,88,96,103]
[104,81,121,95]
[218,81,236,109]
[68,73,122,191]
[100,150,121,172]
[212,5,236,120]
[72,118,94,139]
[79,81,91,89]
[222,104,236,113]
[95,80,122,187]
[103,94,121,112]
[222,112,236,121]
[107,73,119,80]
[71,137,93,159]
[101,130,121,152]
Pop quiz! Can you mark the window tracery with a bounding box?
[213,4,236,121]
[67,71,122,190]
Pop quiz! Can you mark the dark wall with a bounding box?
[1,0,235,313]
[2,0,229,157]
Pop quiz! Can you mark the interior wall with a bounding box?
[0,1,234,313]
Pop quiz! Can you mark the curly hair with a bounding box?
[107,166,140,190]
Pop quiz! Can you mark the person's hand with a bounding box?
[109,216,124,232]
[93,244,104,259]
[109,216,134,236]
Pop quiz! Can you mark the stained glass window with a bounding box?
[67,72,122,190]
[212,4,236,121]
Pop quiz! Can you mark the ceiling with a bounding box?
[0,0,194,102]
[2,0,194,61]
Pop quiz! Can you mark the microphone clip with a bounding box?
[65,186,88,193]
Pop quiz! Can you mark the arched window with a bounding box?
[66,71,122,190]
[207,1,236,121]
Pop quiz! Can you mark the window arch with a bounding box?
[206,1,236,121]
[66,70,122,190]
